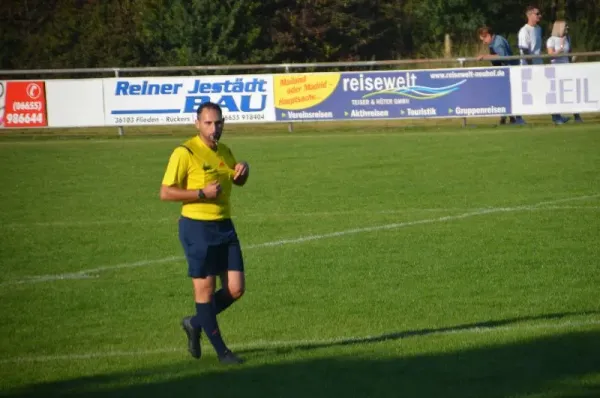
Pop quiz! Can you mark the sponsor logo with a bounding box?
[110,77,270,115]
[521,67,598,106]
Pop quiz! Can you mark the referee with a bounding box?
[160,102,249,365]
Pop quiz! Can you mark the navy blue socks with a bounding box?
[214,289,235,314]
[191,302,228,356]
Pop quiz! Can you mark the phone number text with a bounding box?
[224,113,266,121]
[12,101,43,111]
[4,113,45,125]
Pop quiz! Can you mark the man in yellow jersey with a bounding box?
[160,102,249,365]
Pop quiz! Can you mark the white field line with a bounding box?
[3,218,176,228]
[4,205,600,229]
[0,209,481,229]
[0,318,598,365]
[2,256,184,285]
[1,194,599,287]
[535,205,600,209]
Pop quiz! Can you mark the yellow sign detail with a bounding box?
[274,73,340,110]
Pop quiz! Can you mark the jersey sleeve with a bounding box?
[546,37,555,50]
[161,147,190,187]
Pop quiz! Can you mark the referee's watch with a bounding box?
[197,189,206,199]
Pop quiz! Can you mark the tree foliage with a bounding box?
[0,0,599,69]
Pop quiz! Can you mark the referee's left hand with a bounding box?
[233,162,249,180]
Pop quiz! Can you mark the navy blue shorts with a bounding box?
[178,217,244,278]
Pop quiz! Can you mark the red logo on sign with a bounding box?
[26,83,42,100]
[2,81,48,128]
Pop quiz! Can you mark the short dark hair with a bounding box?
[196,101,222,118]
[526,5,539,14]
[478,26,494,36]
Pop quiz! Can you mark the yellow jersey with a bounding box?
[162,135,237,220]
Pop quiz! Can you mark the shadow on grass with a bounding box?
[5,327,600,398]
[238,310,600,356]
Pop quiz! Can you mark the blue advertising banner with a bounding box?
[274,67,512,121]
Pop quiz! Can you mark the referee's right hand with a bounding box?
[202,181,221,199]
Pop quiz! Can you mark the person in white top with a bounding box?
[546,20,583,123]
[518,6,543,65]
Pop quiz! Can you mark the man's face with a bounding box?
[480,34,493,45]
[195,108,224,146]
[528,8,542,24]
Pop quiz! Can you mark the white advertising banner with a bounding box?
[510,62,600,115]
[0,81,6,127]
[46,79,105,128]
[102,74,275,126]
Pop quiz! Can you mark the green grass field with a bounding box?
[1,122,599,398]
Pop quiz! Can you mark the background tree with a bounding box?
[1,0,598,70]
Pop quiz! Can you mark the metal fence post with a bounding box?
[284,65,294,133]
[114,68,124,137]
[457,58,467,128]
